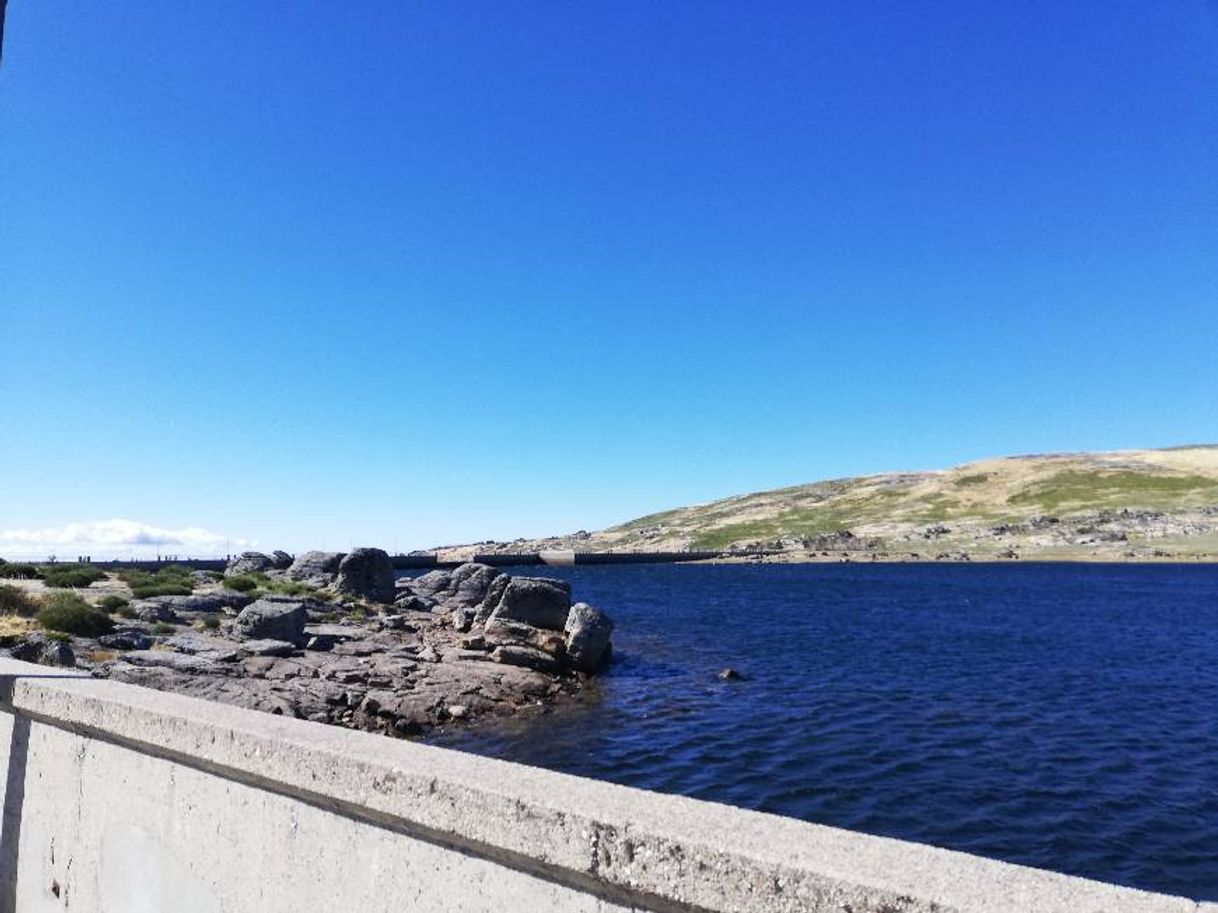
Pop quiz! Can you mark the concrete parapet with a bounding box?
[0,657,1204,912]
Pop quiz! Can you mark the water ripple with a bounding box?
[428,563,1218,900]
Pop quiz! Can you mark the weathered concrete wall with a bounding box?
[0,658,1207,913]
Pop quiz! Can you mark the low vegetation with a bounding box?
[1006,470,1218,512]
[0,615,35,639]
[41,563,108,589]
[223,571,315,598]
[563,445,1218,555]
[0,561,42,580]
[0,584,40,617]
[36,592,115,637]
[118,565,195,599]
[96,595,129,612]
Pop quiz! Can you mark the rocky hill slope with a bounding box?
[442,446,1218,562]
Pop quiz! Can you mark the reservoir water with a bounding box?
[427,562,1218,899]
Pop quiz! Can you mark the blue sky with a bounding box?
[2,2,1216,557]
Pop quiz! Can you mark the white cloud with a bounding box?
[0,519,252,560]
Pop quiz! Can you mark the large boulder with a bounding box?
[400,563,503,610]
[403,569,451,600]
[269,550,294,570]
[333,547,395,603]
[10,633,76,668]
[226,551,276,575]
[286,551,345,586]
[232,597,308,647]
[132,600,177,622]
[447,563,503,608]
[485,576,571,631]
[564,603,614,672]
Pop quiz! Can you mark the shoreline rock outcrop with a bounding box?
[5,556,617,741]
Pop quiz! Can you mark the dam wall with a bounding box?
[0,657,1207,913]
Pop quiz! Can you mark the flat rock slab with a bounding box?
[491,645,563,674]
[121,650,234,675]
[167,633,237,655]
[331,640,382,657]
[99,630,152,651]
[304,623,363,640]
[239,639,298,657]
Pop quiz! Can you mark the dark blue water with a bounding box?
[428,563,1218,899]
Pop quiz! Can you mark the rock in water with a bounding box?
[332,547,395,603]
[486,576,571,630]
[286,550,345,586]
[232,597,308,647]
[563,603,614,672]
[226,551,276,575]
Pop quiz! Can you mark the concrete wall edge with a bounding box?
[0,658,1203,913]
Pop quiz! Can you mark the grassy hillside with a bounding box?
[605,446,1218,551]
[438,446,1218,561]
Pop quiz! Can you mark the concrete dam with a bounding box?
[0,657,1209,912]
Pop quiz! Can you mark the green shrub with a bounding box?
[42,564,108,589]
[97,595,129,612]
[200,615,220,630]
[44,631,72,643]
[265,579,315,596]
[37,592,115,637]
[0,584,40,617]
[130,583,192,598]
[224,575,259,592]
[0,562,42,580]
[117,566,195,595]
[151,622,175,636]
[116,605,138,620]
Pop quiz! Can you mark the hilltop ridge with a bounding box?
[438,446,1218,562]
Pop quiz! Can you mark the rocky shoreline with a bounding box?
[4,548,614,739]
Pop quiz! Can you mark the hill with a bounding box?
[439,446,1218,562]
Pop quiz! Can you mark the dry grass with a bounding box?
[0,615,35,638]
